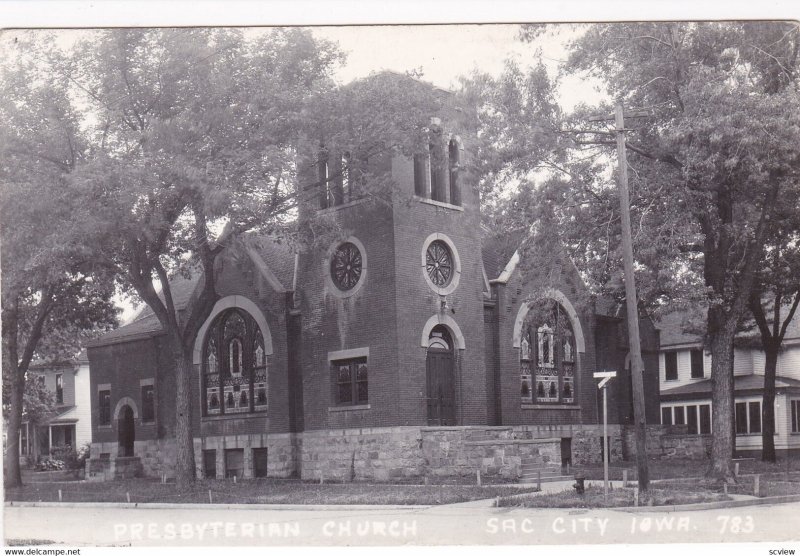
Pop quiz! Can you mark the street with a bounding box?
[4,501,800,546]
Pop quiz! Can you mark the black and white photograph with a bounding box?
[2,2,800,553]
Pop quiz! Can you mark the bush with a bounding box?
[35,457,65,471]
[49,445,89,470]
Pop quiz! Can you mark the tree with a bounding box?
[463,22,800,481]
[39,29,441,487]
[1,36,118,487]
[747,195,800,462]
[565,22,800,480]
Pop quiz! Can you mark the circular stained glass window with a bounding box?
[426,240,453,287]
[330,242,362,291]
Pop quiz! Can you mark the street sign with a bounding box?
[593,371,617,378]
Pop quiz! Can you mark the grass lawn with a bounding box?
[496,485,731,509]
[4,477,538,506]
[575,456,800,481]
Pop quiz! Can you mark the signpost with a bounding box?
[594,371,617,500]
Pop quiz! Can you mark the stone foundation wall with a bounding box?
[300,427,424,481]
[88,424,625,481]
[621,424,712,460]
[421,427,560,479]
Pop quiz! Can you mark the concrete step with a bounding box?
[519,472,566,480]
[520,465,564,473]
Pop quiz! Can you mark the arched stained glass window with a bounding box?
[519,300,577,405]
[202,308,269,416]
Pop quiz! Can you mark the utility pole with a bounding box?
[586,103,651,491]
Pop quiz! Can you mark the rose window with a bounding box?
[330,242,362,291]
[425,240,453,287]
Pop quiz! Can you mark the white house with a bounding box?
[655,311,800,456]
[20,350,92,463]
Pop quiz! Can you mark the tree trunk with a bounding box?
[3,297,23,488]
[171,335,196,488]
[761,345,778,463]
[707,323,736,482]
[170,335,195,488]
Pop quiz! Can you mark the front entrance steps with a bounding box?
[518,459,573,484]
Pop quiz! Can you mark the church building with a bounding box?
[85,80,661,481]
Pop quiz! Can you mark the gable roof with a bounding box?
[90,236,295,348]
[660,374,800,400]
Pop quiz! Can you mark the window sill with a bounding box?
[201,411,268,421]
[414,196,464,212]
[522,404,580,410]
[317,197,368,215]
[329,404,371,412]
[140,421,156,426]
[98,425,112,430]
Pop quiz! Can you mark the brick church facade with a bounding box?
[85,84,662,481]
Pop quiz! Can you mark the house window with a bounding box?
[37,375,45,388]
[735,402,748,434]
[687,405,698,434]
[690,349,704,378]
[202,308,268,417]
[56,374,63,404]
[332,357,368,406]
[748,401,762,434]
[792,400,800,433]
[664,352,678,381]
[448,139,460,206]
[661,406,672,425]
[673,405,685,425]
[98,389,111,426]
[520,300,576,405]
[699,404,712,434]
[141,384,155,423]
[20,423,28,455]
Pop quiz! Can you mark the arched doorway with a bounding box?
[118,405,135,457]
[426,325,456,425]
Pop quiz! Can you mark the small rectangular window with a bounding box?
[690,349,704,378]
[699,404,711,434]
[253,448,269,478]
[225,448,244,479]
[735,402,748,435]
[661,406,673,425]
[203,449,217,479]
[56,374,63,404]
[686,405,698,434]
[673,405,685,425]
[141,384,155,422]
[664,352,678,381]
[749,401,761,434]
[332,357,368,406]
[98,389,111,426]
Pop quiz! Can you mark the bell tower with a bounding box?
[294,79,489,432]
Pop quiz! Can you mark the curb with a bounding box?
[5,501,431,512]
[618,494,800,513]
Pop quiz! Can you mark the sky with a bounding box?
[5,3,797,323]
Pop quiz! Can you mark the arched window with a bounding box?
[448,139,460,206]
[202,308,268,416]
[318,148,332,209]
[519,300,576,404]
[429,140,446,202]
